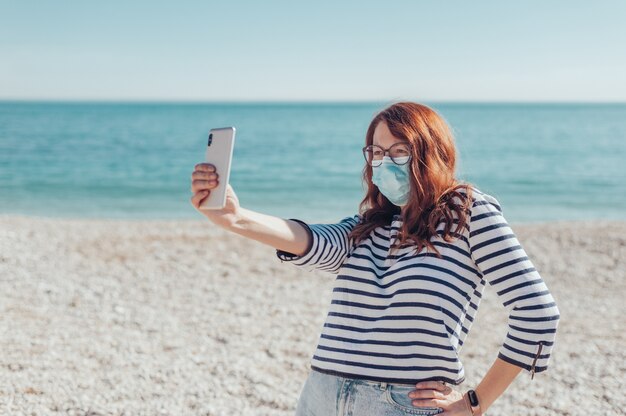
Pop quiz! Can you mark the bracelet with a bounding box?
[464,390,483,416]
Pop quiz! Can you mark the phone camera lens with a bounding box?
[208,133,213,145]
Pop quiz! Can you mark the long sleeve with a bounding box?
[275,214,362,274]
[469,193,560,378]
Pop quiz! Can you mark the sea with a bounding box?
[1,101,624,224]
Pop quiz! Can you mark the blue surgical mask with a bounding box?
[371,155,411,206]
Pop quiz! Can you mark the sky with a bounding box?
[1,0,625,102]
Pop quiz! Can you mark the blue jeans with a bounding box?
[295,369,445,416]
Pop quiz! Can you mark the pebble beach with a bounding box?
[1,214,624,415]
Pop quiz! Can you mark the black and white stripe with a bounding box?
[276,187,560,385]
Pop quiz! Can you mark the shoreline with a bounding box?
[2,212,625,226]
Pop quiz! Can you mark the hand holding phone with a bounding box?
[190,169,241,227]
[198,127,236,210]
[190,127,241,227]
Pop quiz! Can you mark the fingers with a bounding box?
[191,164,219,193]
[409,381,451,401]
[191,179,219,194]
[192,170,218,181]
[413,381,448,392]
[190,190,210,208]
[408,382,457,415]
[408,389,447,401]
[194,163,216,173]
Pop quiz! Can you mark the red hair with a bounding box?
[349,101,475,257]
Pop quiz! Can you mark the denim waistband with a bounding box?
[310,367,448,389]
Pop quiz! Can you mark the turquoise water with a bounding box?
[1,101,624,224]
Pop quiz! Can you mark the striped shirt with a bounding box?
[276,186,560,385]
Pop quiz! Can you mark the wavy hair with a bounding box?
[349,101,475,258]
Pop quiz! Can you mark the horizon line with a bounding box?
[1,98,626,105]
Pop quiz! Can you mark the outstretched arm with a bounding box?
[229,206,311,256]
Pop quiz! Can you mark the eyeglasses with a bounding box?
[362,143,412,167]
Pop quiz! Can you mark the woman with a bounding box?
[190,102,560,415]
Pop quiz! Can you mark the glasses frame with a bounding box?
[362,143,413,167]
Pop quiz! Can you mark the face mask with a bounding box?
[371,155,411,206]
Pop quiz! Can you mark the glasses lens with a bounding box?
[364,146,383,166]
[364,144,411,166]
[389,144,411,163]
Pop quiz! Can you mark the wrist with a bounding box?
[222,207,249,231]
[462,392,473,415]
[463,390,483,416]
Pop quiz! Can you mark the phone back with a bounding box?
[199,126,235,210]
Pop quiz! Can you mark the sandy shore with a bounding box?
[0,214,624,415]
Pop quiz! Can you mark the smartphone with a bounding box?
[199,126,236,210]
